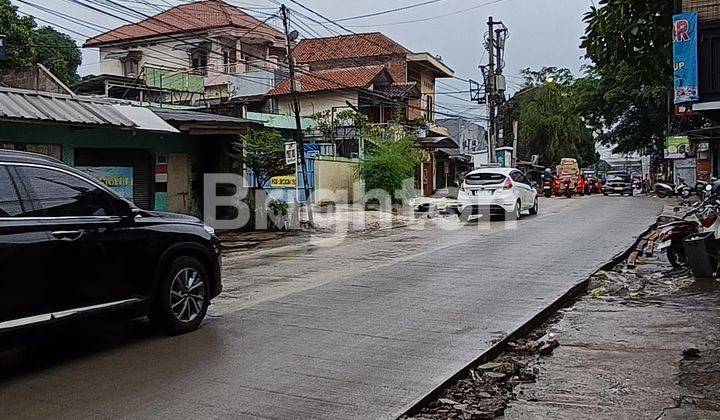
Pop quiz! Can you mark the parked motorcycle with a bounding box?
[695,178,718,198]
[656,193,720,268]
[654,177,692,199]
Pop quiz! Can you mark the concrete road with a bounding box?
[0,196,660,419]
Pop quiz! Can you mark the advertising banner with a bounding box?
[78,166,134,200]
[673,12,699,104]
[665,136,690,160]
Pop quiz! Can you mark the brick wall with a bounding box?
[683,0,720,21]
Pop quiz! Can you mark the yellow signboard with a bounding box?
[270,175,296,188]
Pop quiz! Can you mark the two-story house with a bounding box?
[287,33,457,196]
[292,33,454,128]
[78,0,286,104]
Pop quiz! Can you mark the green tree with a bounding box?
[33,26,82,85]
[0,0,81,86]
[509,68,598,167]
[579,0,705,153]
[358,136,419,204]
[520,66,574,88]
[0,0,36,70]
[231,129,292,189]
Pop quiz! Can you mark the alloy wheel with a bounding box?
[169,268,205,323]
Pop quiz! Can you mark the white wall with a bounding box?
[99,41,195,77]
[276,91,359,117]
[473,151,490,168]
[96,34,278,99]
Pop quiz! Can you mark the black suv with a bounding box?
[0,150,221,335]
[603,171,633,196]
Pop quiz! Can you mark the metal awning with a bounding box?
[151,107,263,135]
[0,86,135,127]
[113,105,179,133]
[418,136,459,149]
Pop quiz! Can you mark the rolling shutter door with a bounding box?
[74,148,153,210]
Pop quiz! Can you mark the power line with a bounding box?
[288,0,472,86]
[346,0,506,28]
[39,0,484,120]
[19,3,282,91]
[335,0,446,22]
[105,0,484,120]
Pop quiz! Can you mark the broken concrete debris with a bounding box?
[403,334,555,419]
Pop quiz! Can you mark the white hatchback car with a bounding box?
[457,168,539,220]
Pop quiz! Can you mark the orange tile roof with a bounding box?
[293,33,410,64]
[266,65,389,96]
[84,0,284,47]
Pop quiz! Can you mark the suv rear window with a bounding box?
[465,173,506,185]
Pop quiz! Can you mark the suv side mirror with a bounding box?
[115,199,140,218]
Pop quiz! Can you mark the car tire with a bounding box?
[603,192,608,196]
[505,201,521,220]
[151,256,210,336]
[529,198,539,215]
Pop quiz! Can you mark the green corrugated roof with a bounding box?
[246,111,316,130]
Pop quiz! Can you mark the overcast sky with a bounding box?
[14,0,595,118]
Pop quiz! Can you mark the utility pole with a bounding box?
[472,17,508,165]
[487,17,496,162]
[281,4,313,225]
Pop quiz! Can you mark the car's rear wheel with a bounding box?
[151,256,210,335]
[529,197,538,215]
[503,201,521,220]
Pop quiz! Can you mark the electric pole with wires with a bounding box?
[281,4,314,226]
[471,17,508,164]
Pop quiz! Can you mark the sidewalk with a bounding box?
[405,241,720,419]
[507,252,720,419]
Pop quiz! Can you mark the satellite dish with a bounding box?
[288,30,299,42]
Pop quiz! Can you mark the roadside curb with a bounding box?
[395,225,654,419]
